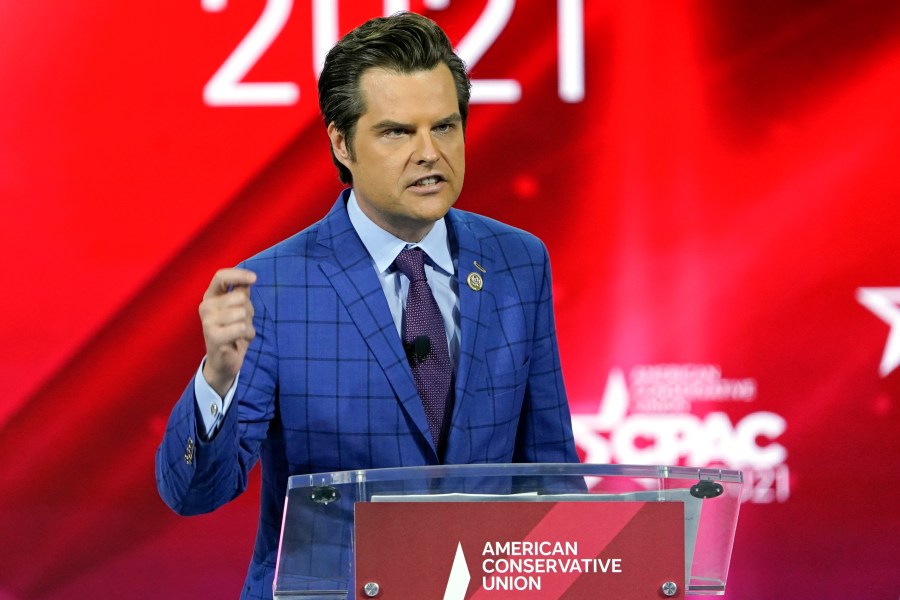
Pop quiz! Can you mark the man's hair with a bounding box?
[318,12,471,184]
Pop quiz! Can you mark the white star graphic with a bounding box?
[856,287,900,377]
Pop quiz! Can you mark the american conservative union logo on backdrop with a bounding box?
[571,364,790,504]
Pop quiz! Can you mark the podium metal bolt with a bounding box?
[363,582,380,597]
[661,581,678,596]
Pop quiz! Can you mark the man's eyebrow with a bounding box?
[370,119,411,131]
[434,113,463,125]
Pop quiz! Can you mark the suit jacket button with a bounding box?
[183,437,195,465]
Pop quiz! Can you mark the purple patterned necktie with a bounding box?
[394,247,453,452]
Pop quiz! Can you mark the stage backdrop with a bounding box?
[2,1,899,598]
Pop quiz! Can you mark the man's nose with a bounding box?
[413,131,439,164]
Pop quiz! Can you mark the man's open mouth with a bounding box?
[411,175,444,187]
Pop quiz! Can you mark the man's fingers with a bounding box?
[200,297,255,323]
[200,297,256,343]
[210,304,254,326]
[205,268,257,298]
[207,289,254,313]
[205,321,257,348]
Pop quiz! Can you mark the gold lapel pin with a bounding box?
[467,260,486,291]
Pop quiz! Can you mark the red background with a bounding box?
[2,1,899,598]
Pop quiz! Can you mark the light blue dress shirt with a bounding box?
[195,191,460,437]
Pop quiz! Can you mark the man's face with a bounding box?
[328,64,465,242]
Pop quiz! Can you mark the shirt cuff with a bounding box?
[193,358,239,439]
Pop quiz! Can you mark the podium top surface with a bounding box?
[288,462,743,490]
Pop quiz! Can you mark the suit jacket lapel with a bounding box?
[315,193,436,455]
[447,210,494,432]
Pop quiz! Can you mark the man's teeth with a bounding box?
[415,177,439,186]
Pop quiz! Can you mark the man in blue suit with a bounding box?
[157,12,578,599]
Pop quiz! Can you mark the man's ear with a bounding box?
[327,122,352,168]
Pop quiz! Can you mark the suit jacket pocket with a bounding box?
[484,359,530,404]
[464,359,531,453]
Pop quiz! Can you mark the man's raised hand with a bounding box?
[199,268,257,397]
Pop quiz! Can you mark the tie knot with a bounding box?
[394,247,427,282]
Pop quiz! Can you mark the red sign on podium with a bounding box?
[355,501,684,599]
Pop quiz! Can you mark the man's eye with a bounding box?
[385,128,406,137]
[434,124,454,133]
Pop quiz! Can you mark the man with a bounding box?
[156,12,578,599]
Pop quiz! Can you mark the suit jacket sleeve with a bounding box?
[155,278,278,516]
[512,240,579,464]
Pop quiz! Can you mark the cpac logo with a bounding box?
[571,365,790,503]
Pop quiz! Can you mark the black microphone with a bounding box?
[404,335,431,365]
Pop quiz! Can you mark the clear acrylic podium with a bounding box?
[274,463,742,599]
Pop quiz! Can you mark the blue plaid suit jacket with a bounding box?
[156,190,578,598]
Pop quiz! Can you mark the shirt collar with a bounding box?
[346,190,454,275]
